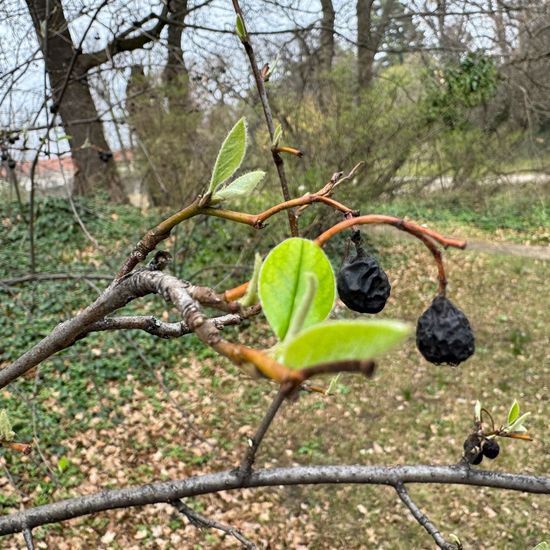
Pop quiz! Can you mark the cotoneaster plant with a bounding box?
[0,102,542,548]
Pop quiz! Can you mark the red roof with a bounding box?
[2,150,133,178]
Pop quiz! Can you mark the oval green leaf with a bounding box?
[507,400,520,425]
[282,320,411,370]
[209,117,247,193]
[212,170,265,204]
[259,238,335,341]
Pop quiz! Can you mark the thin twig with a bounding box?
[231,0,298,236]
[239,385,291,477]
[171,500,256,549]
[31,369,60,486]
[22,528,35,550]
[0,273,112,286]
[84,313,244,339]
[394,483,457,550]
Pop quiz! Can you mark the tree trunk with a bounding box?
[356,0,376,89]
[356,0,395,90]
[162,0,191,112]
[319,0,336,74]
[25,0,125,200]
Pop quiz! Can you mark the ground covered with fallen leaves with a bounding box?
[0,191,548,549]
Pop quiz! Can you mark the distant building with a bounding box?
[0,151,146,205]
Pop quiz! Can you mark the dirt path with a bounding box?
[466,239,550,260]
[369,225,550,260]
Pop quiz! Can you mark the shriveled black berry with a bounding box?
[463,434,483,464]
[337,248,391,314]
[471,451,484,464]
[482,439,500,459]
[463,434,481,464]
[416,295,475,366]
[98,150,113,162]
[7,158,16,169]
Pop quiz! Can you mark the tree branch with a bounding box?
[0,272,112,287]
[238,385,292,477]
[22,528,34,550]
[394,482,457,550]
[84,312,246,338]
[79,6,169,70]
[0,464,547,536]
[171,500,256,549]
[231,0,298,237]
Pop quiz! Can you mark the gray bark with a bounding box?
[0,464,547,535]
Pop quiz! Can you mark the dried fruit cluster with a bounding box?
[336,235,475,366]
[463,434,500,465]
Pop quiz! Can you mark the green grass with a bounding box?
[367,182,549,236]
[0,193,548,548]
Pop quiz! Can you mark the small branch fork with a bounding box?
[171,500,256,549]
[22,528,34,550]
[238,385,292,478]
[394,483,458,550]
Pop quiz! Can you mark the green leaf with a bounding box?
[449,534,462,546]
[259,238,335,341]
[507,412,531,433]
[209,117,247,193]
[285,272,318,340]
[272,123,283,147]
[281,320,411,370]
[235,14,246,41]
[474,400,481,422]
[325,373,341,396]
[58,456,70,472]
[239,253,262,307]
[0,409,15,441]
[508,400,520,425]
[211,170,265,204]
[533,543,550,550]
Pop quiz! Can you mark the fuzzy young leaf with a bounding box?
[211,170,265,204]
[0,410,15,441]
[239,253,262,307]
[281,320,411,370]
[508,400,520,425]
[272,123,283,147]
[474,400,481,422]
[533,542,550,550]
[259,238,335,341]
[235,14,246,41]
[209,117,247,193]
[506,412,531,433]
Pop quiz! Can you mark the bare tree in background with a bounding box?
[319,0,336,75]
[23,0,168,199]
[356,0,396,89]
